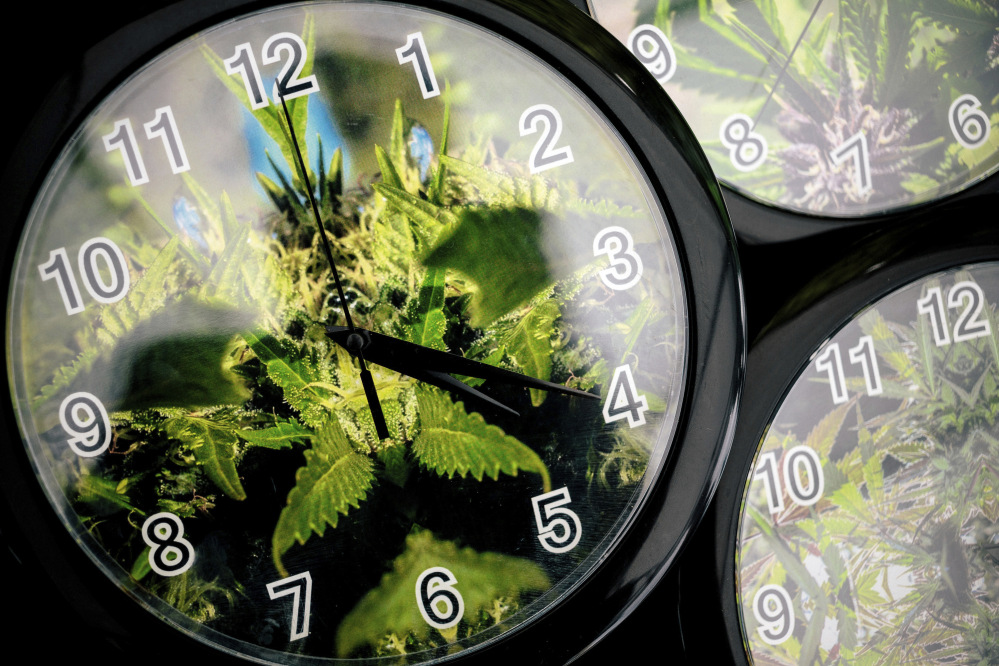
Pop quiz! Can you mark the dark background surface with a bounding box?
[3,1,997,664]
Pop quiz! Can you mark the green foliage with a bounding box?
[741,273,999,664]
[651,0,999,211]
[272,418,376,576]
[423,207,551,326]
[335,529,550,657]
[34,22,661,656]
[412,388,551,492]
[164,414,246,501]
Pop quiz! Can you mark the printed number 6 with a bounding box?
[416,567,464,630]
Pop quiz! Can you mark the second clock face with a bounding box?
[589,0,999,217]
[3,1,733,663]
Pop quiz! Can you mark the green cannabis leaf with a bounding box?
[336,529,550,657]
[412,388,551,492]
[272,418,376,576]
[423,207,551,326]
[164,415,246,501]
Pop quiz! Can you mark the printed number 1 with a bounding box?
[397,32,440,98]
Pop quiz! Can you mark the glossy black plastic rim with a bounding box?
[676,194,999,665]
[0,1,744,664]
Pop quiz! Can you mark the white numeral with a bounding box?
[520,104,574,174]
[267,572,313,641]
[143,107,190,174]
[720,114,767,172]
[753,584,795,645]
[103,106,189,186]
[949,94,991,150]
[603,364,649,428]
[531,487,582,554]
[142,512,195,577]
[224,32,319,109]
[753,446,824,514]
[830,131,872,195]
[815,336,882,405]
[593,226,643,291]
[416,567,464,630]
[917,281,991,347]
[397,32,440,99]
[39,238,130,315]
[627,24,676,83]
[59,392,112,458]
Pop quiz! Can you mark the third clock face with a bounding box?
[736,262,999,663]
[589,0,999,217]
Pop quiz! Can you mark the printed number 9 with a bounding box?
[59,391,112,458]
[627,24,676,83]
[752,584,795,645]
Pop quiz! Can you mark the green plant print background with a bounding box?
[590,0,999,216]
[6,4,688,662]
[738,263,999,665]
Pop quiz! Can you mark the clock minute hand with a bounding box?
[278,90,390,440]
[325,325,599,402]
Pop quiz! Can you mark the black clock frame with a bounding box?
[0,1,744,664]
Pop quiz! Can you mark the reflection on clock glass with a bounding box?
[590,0,999,217]
[736,263,999,664]
[5,1,688,663]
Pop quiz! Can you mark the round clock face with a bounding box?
[2,1,742,663]
[736,261,999,664]
[589,0,999,217]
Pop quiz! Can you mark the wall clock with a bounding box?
[587,0,999,225]
[0,1,743,664]
[672,197,999,665]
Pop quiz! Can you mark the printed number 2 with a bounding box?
[917,281,992,347]
[520,104,574,174]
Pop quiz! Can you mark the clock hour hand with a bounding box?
[325,325,599,404]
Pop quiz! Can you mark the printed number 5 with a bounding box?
[531,487,582,554]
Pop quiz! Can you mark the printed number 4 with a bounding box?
[603,365,649,428]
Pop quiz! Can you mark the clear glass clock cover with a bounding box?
[736,262,999,664]
[5,2,689,663]
[590,0,999,217]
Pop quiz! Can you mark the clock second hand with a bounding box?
[750,0,827,131]
[278,90,391,441]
